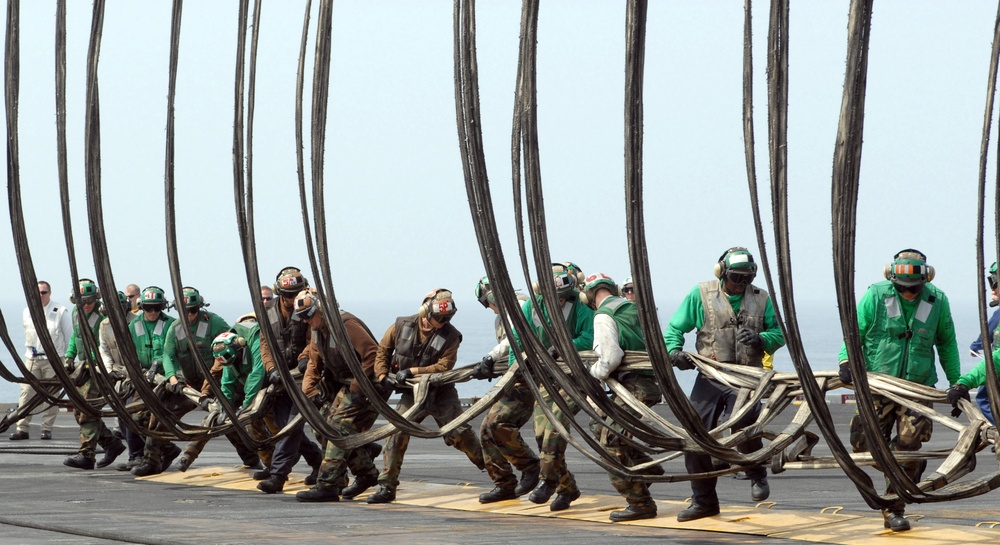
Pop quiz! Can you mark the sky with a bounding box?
[2,2,1000,381]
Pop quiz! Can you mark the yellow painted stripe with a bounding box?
[142,467,1000,544]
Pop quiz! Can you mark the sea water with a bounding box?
[0,297,991,404]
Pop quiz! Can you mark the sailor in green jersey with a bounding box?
[664,247,784,522]
[127,286,181,477]
[62,279,126,470]
[948,335,1000,425]
[837,249,960,532]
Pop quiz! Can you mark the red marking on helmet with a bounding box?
[280,277,299,288]
[434,301,453,314]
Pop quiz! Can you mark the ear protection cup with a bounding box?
[418,289,456,319]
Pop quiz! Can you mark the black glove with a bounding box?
[838,361,852,385]
[376,375,393,395]
[198,396,213,411]
[297,358,309,374]
[471,355,496,381]
[108,370,126,382]
[546,346,559,359]
[947,383,970,406]
[736,328,763,348]
[669,350,694,371]
[395,368,413,385]
[267,369,282,385]
[64,357,76,374]
[144,368,157,383]
[168,379,186,394]
[309,395,325,408]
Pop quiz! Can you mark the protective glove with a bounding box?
[395,368,413,385]
[221,405,246,424]
[946,383,970,419]
[198,396,213,411]
[168,379,187,394]
[267,369,282,385]
[736,328,763,348]
[669,350,694,371]
[471,355,496,381]
[838,361,852,385]
[64,357,76,374]
[376,375,393,396]
[546,346,560,360]
[144,368,158,384]
[309,395,325,408]
[108,370,126,382]
[589,361,611,381]
[297,358,310,374]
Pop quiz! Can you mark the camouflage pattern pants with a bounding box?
[849,394,933,514]
[480,381,539,488]
[314,387,379,490]
[603,373,660,507]
[183,408,278,468]
[135,391,196,467]
[536,385,579,495]
[378,384,484,489]
[74,378,121,457]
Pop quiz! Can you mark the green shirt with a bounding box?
[220,321,266,410]
[663,282,784,355]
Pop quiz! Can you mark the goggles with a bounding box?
[893,282,924,295]
[622,286,634,294]
[725,271,755,286]
[990,275,998,291]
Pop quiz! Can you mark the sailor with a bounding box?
[967,261,1000,424]
[665,247,784,522]
[838,249,960,532]
[621,276,636,302]
[100,292,146,471]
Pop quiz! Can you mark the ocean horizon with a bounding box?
[0,296,992,404]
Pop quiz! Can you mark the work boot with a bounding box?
[514,466,540,496]
[610,502,657,522]
[176,456,192,472]
[549,489,580,511]
[40,430,52,440]
[116,456,141,472]
[750,477,770,501]
[63,453,96,470]
[883,510,911,532]
[677,502,720,522]
[305,463,320,486]
[257,474,287,494]
[342,473,379,500]
[253,468,271,480]
[479,486,516,504]
[131,460,159,477]
[296,485,341,502]
[366,485,396,504]
[95,441,126,469]
[159,443,182,474]
[528,480,556,504]
[8,431,28,441]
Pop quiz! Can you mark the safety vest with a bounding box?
[313,311,374,384]
[695,281,767,366]
[129,312,176,369]
[170,310,230,383]
[596,296,645,351]
[390,314,461,373]
[265,299,309,364]
[861,281,946,386]
[65,308,105,362]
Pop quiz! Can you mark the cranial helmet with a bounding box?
[181,286,205,310]
[622,276,634,290]
[580,273,619,309]
[76,278,101,305]
[273,266,309,297]
[475,276,493,308]
[115,291,131,315]
[211,331,247,366]
[883,249,934,287]
[550,270,579,299]
[140,286,167,311]
[714,247,757,284]
[989,262,998,290]
[293,288,321,319]
[419,289,457,324]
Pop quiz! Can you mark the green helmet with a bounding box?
[181,286,204,310]
[475,276,493,308]
[552,271,578,299]
[715,247,757,284]
[115,291,131,315]
[77,278,100,305]
[211,331,246,366]
[989,262,998,289]
[886,249,931,287]
[581,272,619,309]
[140,286,166,311]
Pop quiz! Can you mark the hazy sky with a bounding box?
[2,2,999,349]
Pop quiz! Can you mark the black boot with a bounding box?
[610,502,657,522]
[296,485,341,502]
[159,443,182,474]
[131,460,159,477]
[342,473,379,500]
[364,442,383,460]
[257,474,287,494]
[253,467,271,480]
[366,485,396,504]
[95,441,126,469]
[514,466,540,496]
[479,486,516,503]
[549,489,580,511]
[176,456,192,472]
[883,510,911,532]
[528,480,556,504]
[64,453,96,470]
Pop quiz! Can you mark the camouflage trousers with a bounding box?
[849,394,932,513]
[314,387,380,490]
[134,391,197,466]
[602,373,661,507]
[74,378,121,457]
[182,404,275,468]
[480,381,539,488]
[535,385,579,494]
[378,384,484,489]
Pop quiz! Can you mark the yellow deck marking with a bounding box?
[144,467,1000,545]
